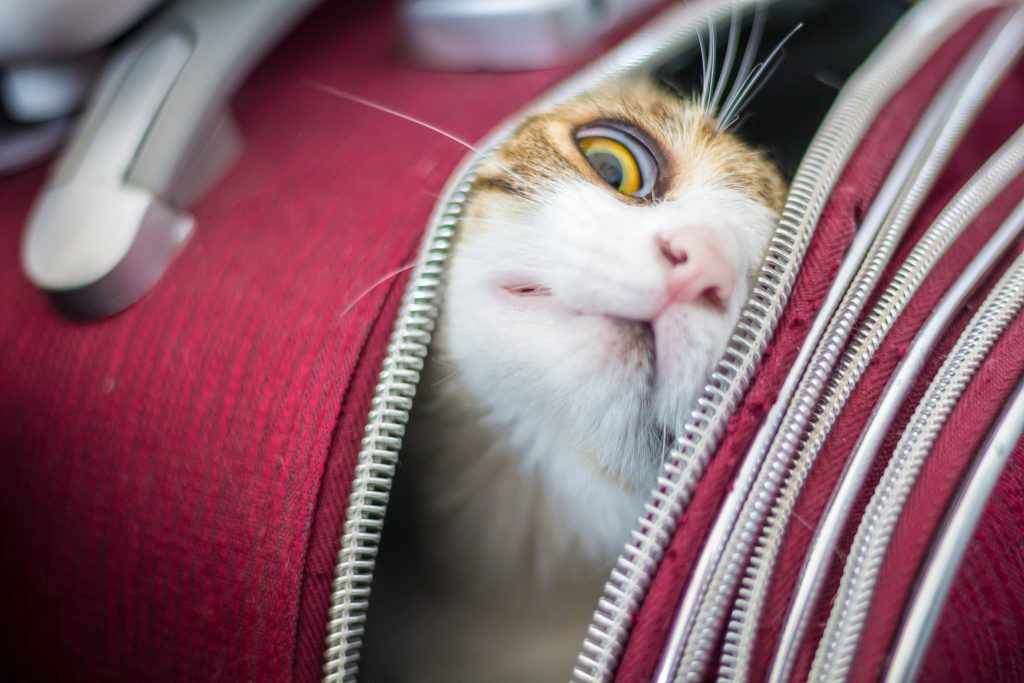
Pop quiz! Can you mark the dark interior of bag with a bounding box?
[362,0,910,678]
[655,0,907,178]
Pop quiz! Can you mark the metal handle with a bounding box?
[21,0,322,318]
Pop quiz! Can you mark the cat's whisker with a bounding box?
[338,260,418,319]
[709,7,741,117]
[667,420,684,462]
[704,10,718,115]
[718,22,801,130]
[723,58,775,124]
[707,14,716,115]
[431,367,461,388]
[305,80,533,187]
[724,1,765,108]
[721,52,785,129]
[814,71,843,90]
[697,31,709,115]
[719,0,767,127]
[306,80,477,152]
[429,353,457,369]
[655,421,677,466]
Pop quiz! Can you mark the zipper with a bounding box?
[321,0,1002,680]
[721,19,1024,683]
[883,367,1024,683]
[320,169,471,682]
[808,241,1024,683]
[319,0,1009,680]
[768,159,1024,682]
[657,4,1016,681]
[319,0,768,679]
[652,63,955,679]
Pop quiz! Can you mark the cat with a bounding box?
[361,76,787,682]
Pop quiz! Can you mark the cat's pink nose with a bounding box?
[657,230,736,308]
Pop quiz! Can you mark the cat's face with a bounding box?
[440,81,785,511]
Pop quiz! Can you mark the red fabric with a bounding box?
[779,63,1024,681]
[783,289,976,683]
[0,2,579,680]
[757,183,1024,680]
[849,266,1024,682]
[611,13,998,683]
[757,157,1024,679]
[921,435,1024,682]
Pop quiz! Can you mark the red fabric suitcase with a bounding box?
[0,3,580,679]
[1,0,1023,681]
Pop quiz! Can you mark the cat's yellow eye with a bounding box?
[578,136,642,195]
[575,124,658,198]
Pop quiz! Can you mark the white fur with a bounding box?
[423,178,777,574]
[365,172,779,683]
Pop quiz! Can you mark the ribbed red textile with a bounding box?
[0,2,578,680]
[922,435,1024,682]
[778,64,1024,683]
[850,271,1024,682]
[758,159,1024,682]
[4,2,1022,682]
[611,12,999,682]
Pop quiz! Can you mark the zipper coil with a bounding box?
[657,3,1009,680]
[884,369,1024,683]
[724,120,1024,682]
[321,179,470,681]
[767,146,1024,682]
[714,15,1024,682]
[809,243,1024,683]
[320,0,1002,680]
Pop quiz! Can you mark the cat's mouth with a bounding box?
[502,284,553,297]
[499,282,580,317]
[501,281,730,318]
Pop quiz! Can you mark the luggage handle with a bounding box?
[20,0,321,319]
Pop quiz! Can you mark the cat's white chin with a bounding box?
[493,276,736,417]
[436,181,773,566]
[430,299,736,570]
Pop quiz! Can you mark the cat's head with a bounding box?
[438,80,785,549]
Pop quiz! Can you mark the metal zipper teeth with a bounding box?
[734,134,1024,683]
[648,3,992,682]
[767,159,1024,683]
[808,246,1024,683]
[652,68,957,682]
[884,369,1024,683]
[320,173,472,682]
[669,5,1019,680]
[319,1,766,680]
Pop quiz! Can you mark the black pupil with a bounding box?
[588,152,624,189]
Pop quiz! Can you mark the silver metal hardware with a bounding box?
[769,150,1024,682]
[810,236,1024,683]
[884,360,1024,683]
[19,0,321,318]
[400,0,662,71]
[2,59,99,123]
[0,0,163,61]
